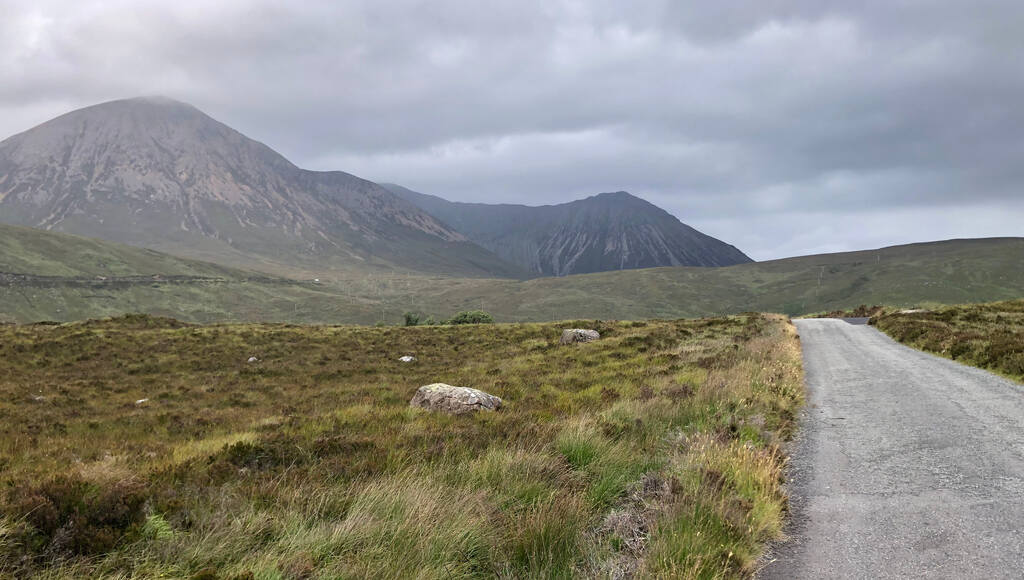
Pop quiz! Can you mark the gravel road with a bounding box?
[760,319,1024,579]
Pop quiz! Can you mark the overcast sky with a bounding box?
[2,0,1022,260]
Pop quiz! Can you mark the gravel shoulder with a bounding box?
[760,319,1024,579]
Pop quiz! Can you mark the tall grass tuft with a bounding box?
[0,313,803,578]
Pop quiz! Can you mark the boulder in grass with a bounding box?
[399,355,417,363]
[560,329,600,345]
[410,383,502,415]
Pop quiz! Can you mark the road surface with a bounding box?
[760,319,1024,579]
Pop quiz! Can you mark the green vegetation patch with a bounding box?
[0,313,803,578]
[4,227,1023,326]
[872,298,1024,382]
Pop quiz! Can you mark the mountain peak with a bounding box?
[100,95,197,110]
[0,98,526,279]
[582,191,653,208]
[387,185,753,276]
[590,190,636,200]
[42,95,208,127]
[124,95,191,106]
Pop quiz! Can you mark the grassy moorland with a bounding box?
[803,305,884,319]
[3,224,1023,325]
[872,299,1024,382]
[0,313,801,578]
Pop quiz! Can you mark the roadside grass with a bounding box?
[0,313,803,578]
[871,298,1024,383]
[801,304,884,319]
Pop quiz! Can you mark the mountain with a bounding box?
[382,184,752,276]
[0,97,528,279]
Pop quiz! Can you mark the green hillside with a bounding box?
[0,223,266,278]
[386,237,1024,321]
[0,224,382,324]
[1,224,1021,324]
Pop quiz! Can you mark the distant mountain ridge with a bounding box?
[0,97,528,279]
[383,184,752,276]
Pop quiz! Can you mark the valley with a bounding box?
[3,98,1020,328]
[1,223,1021,325]
[3,3,1023,579]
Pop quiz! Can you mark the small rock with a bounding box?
[410,383,502,415]
[560,329,600,345]
[399,355,417,363]
[247,356,259,363]
[30,395,46,402]
[135,398,149,405]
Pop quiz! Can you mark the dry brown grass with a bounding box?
[872,299,1024,382]
[0,313,803,578]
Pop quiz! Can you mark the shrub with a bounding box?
[874,299,1024,382]
[403,311,421,327]
[446,310,495,325]
[3,474,148,562]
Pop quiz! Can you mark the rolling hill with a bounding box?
[0,224,385,324]
[0,97,527,279]
[1,224,1020,324]
[418,237,1024,321]
[383,184,751,276]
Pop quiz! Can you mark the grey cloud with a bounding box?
[1,0,1021,259]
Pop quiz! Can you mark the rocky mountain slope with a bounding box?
[383,184,752,276]
[0,97,527,278]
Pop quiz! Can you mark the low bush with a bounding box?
[0,312,802,577]
[3,474,147,565]
[446,310,494,325]
[873,299,1024,382]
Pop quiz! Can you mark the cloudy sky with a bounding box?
[2,0,1022,260]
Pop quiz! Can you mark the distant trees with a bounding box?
[446,310,494,325]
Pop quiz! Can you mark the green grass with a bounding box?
[6,224,1021,325]
[872,298,1024,382]
[0,313,802,578]
[801,305,884,319]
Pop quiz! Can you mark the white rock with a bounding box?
[410,383,502,415]
[247,356,259,363]
[560,329,600,345]
[135,398,149,405]
[399,355,417,362]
